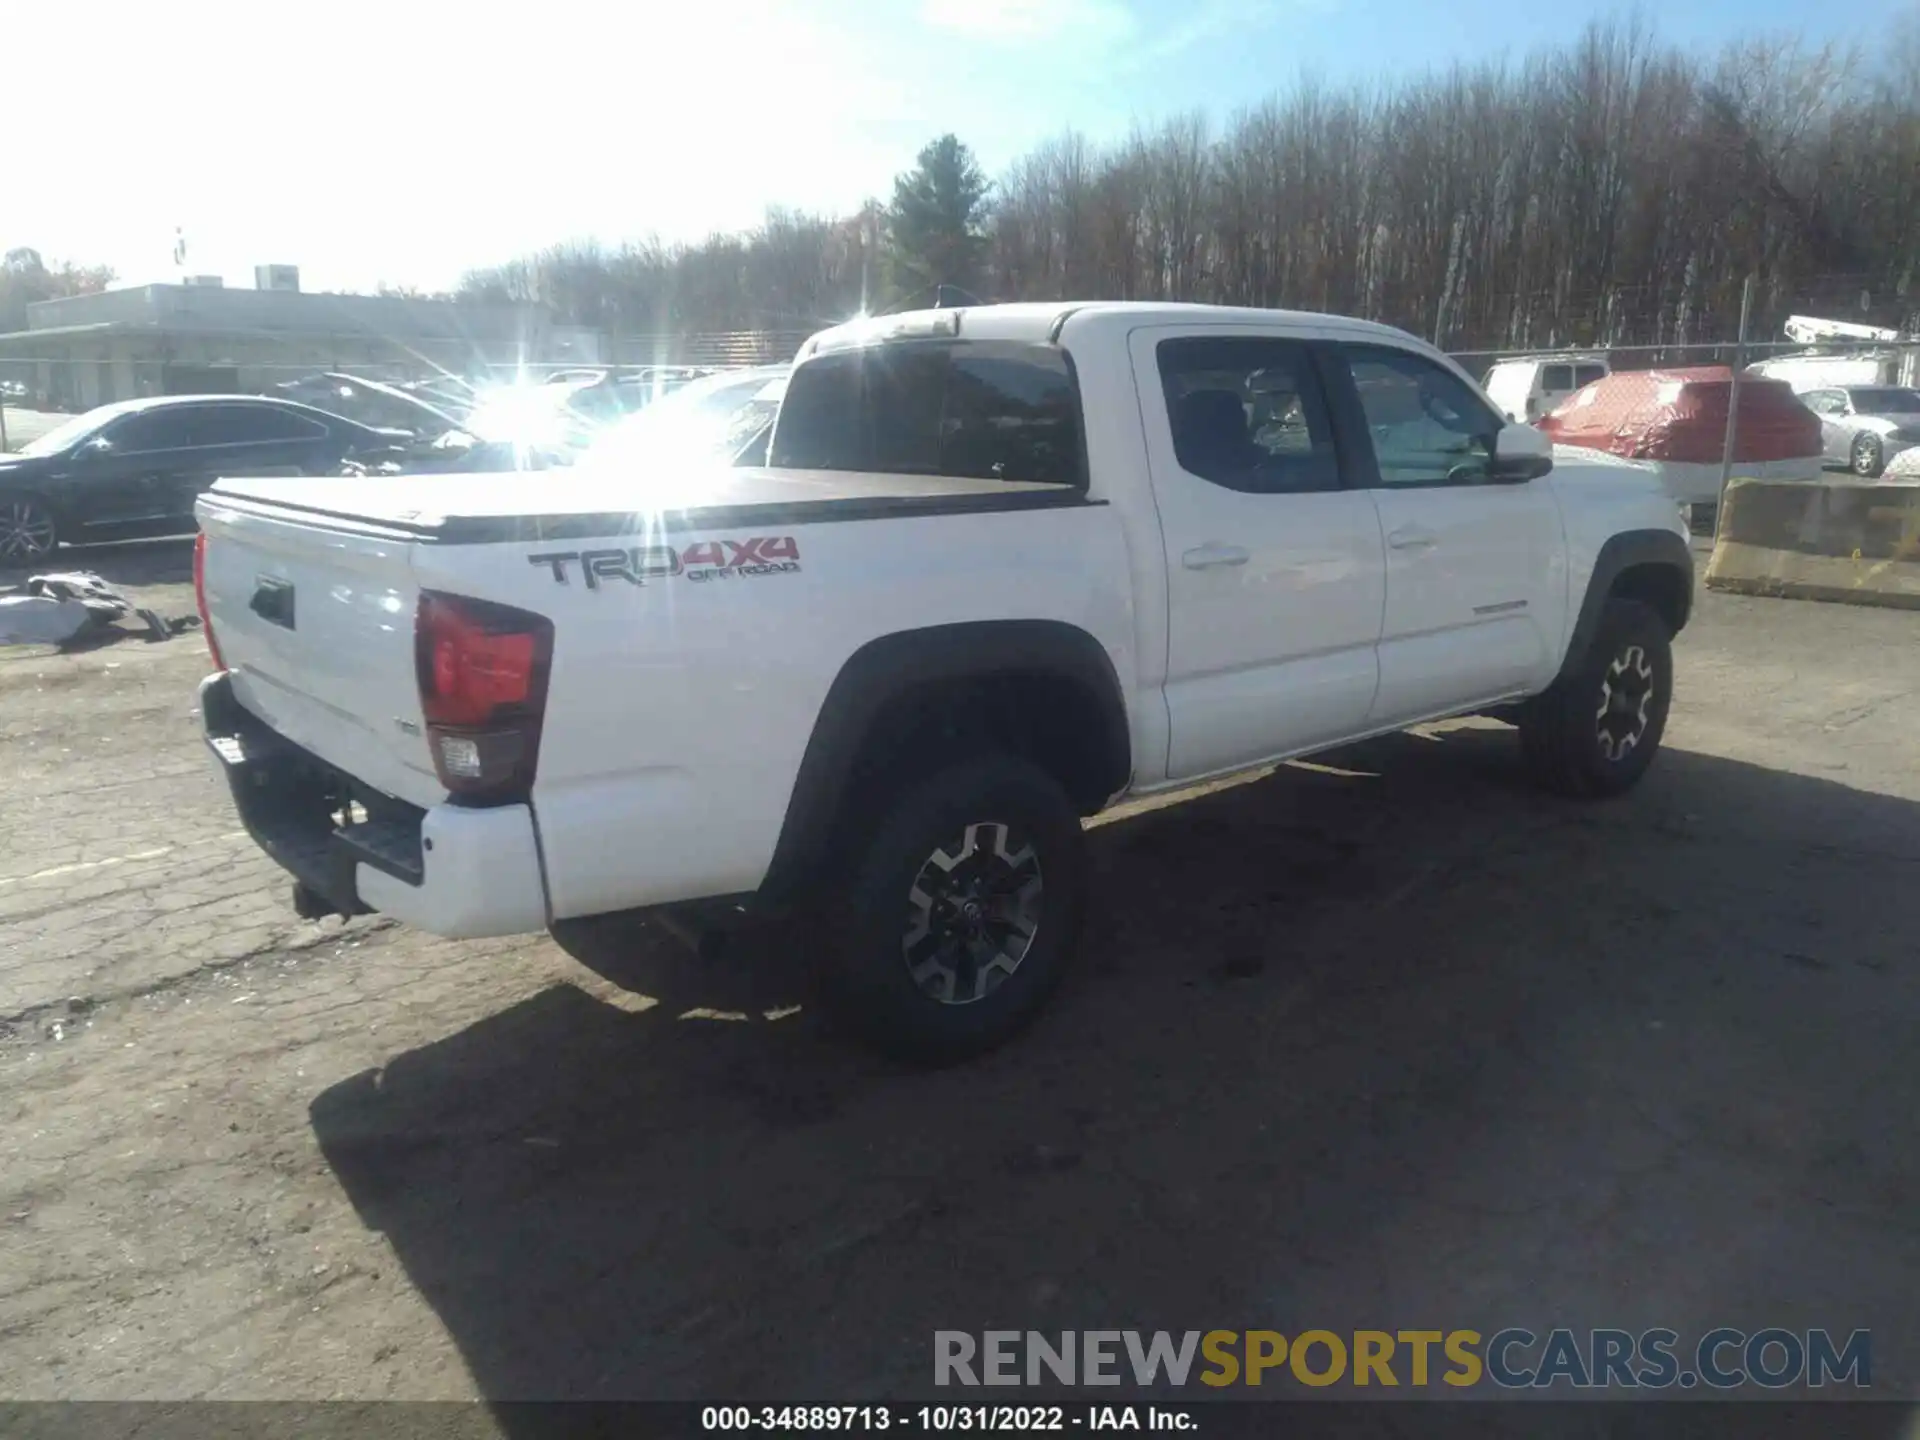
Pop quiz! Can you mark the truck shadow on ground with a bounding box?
[310,726,1920,1410]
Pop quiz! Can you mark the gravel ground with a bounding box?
[2,540,1918,1409]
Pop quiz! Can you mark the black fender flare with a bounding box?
[759,620,1130,901]
[1557,528,1694,681]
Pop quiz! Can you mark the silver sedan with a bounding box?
[1800,386,1920,478]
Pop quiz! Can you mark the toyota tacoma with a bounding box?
[195,303,1693,1060]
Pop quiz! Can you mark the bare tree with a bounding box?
[1,248,115,333]
[465,19,1920,353]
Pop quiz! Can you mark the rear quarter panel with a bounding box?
[414,501,1136,919]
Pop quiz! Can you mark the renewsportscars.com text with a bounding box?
[934,1328,1870,1390]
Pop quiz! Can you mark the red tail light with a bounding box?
[415,592,553,803]
[193,532,225,672]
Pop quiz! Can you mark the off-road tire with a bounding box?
[1519,598,1673,798]
[816,754,1087,1064]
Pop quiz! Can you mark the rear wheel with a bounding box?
[1519,598,1672,798]
[0,497,57,564]
[816,754,1087,1064]
[1851,432,1886,478]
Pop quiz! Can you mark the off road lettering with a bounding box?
[726,536,800,565]
[528,547,681,587]
[530,537,800,587]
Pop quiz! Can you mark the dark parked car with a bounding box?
[0,394,406,562]
[270,372,469,440]
[574,364,790,472]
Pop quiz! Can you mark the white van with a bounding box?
[1483,355,1611,424]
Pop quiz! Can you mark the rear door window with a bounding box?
[1154,335,1339,493]
[107,406,203,452]
[204,405,329,444]
[1540,364,1574,392]
[769,341,1083,485]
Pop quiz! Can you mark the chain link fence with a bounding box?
[1449,337,1919,381]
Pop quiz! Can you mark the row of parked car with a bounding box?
[0,364,782,564]
[6,333,1915,566]
[1483,353,1920,496]
[268,365,722,452]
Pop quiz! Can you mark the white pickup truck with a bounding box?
[195,302,1692,1060]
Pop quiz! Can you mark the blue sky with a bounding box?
[10,0,1910,297]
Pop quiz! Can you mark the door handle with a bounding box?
[1387,526,1438,550]
[1182,543,1250,570]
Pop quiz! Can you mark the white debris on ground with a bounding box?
[0,571,179,648]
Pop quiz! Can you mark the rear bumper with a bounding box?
[200,672,549,938]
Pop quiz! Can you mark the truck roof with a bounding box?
[800,301,1434,356]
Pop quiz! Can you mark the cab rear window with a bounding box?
[769,340,1084,486]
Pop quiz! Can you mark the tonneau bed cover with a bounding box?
[204,466,1091,543]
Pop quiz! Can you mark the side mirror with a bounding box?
[1489,422,1553,482]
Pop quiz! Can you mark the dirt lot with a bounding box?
[2,536,1918,1406]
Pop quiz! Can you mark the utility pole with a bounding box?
[859,205,879,317]
[1713,273,1756,544]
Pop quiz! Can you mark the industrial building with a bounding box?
[0,267,602,410]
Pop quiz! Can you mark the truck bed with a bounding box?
[206,466,1096,543]
[195,461,1113,830]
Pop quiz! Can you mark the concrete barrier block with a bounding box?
[1705,477,1920,610]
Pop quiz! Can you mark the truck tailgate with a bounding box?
[197,490,441,809]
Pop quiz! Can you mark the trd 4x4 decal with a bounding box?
[528,537,801,588]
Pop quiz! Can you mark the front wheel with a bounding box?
[816,755,1088,1064]
[0,497,58,564]
[1519,598,1673,798]
[1851,433,1886,478]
